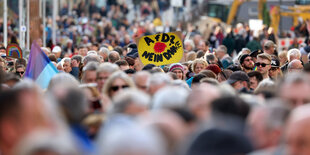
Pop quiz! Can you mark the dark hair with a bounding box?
[211,96,250,120]
[115,60,129,67]
[199,70,216,79]
[124,69,136,74]
[114,46,123,56]
[167,72,178,80]
[48,54,57,62]
[196,50,205,59]
[0,89,22,120]
[72,55,83,63]
[227,65,242,72]
[247,71,263,83]
[192,74,207,85]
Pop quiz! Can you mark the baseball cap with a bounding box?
[52,46,62,53]
[271,57,280,67]
[227,71,249,85]
[250,49,263,58]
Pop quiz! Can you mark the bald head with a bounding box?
[288,59,303,72]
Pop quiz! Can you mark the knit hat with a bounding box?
[206,64,222,75]
[169,63,184,72]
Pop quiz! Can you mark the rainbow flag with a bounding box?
[254,66,258,71]
[25,42,58,89]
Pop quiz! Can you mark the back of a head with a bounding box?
[149,72,171,86]
[108,51,120,63]
[57,87,88,124]
[83,54,100,65]
[217,45,227,54]
[152,86,189,109]
[211,96,250,120]
[97,62,120,74]
[83,61,99,72]
[0,89,21,121]
[109,88,151,116]
[48,73,79,91]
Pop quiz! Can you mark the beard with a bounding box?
[243,64,254,70]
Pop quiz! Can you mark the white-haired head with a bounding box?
[152,86,189,109]
[287,48,301,62]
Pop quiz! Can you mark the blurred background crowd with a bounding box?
[1,0,310,155]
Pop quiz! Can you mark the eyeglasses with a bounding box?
[16,71,25,75]
[110,85,129,91]
[255,62,270,67]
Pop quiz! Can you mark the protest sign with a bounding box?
[6,43,23,59]
[136,31,184,66]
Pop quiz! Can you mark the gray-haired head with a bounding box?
[82,54,100,65]
[99,122,165,155]
[99,47,110,55]
[96,62,120,74]
[152,86,189,109]
[148,72,171,86]
[48,73,79,91]
[108,88,151,116]
[14,130,77,155]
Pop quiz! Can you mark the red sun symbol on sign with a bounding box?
[154,42,167,53]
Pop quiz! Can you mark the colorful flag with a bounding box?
[25,42,58,89]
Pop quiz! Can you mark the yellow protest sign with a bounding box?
[136,31,184,66]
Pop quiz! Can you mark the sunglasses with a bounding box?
[255,62,270,67]
[270,67,278,71]
[16,71,25,74]
[110,85,129,91]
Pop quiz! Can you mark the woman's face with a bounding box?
[194,63,204,74]
[109,78,129,97]
[172,69,183,80]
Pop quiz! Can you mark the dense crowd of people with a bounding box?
[1,1,310,155]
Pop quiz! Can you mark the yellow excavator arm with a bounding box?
[226,0,266,25]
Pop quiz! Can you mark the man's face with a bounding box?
[79,48,88,56]
[97,72,111,90]
[249,76,258,90]
[83,70,97,84]
[256,58,271,75]
[63,61,72,73]
[242,56,254,70]
[286,118,310,155]
[280,82,310,107]
[135,76,149,93]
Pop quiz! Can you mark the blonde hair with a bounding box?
[192,59,208,74]
[102,71,136,98]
